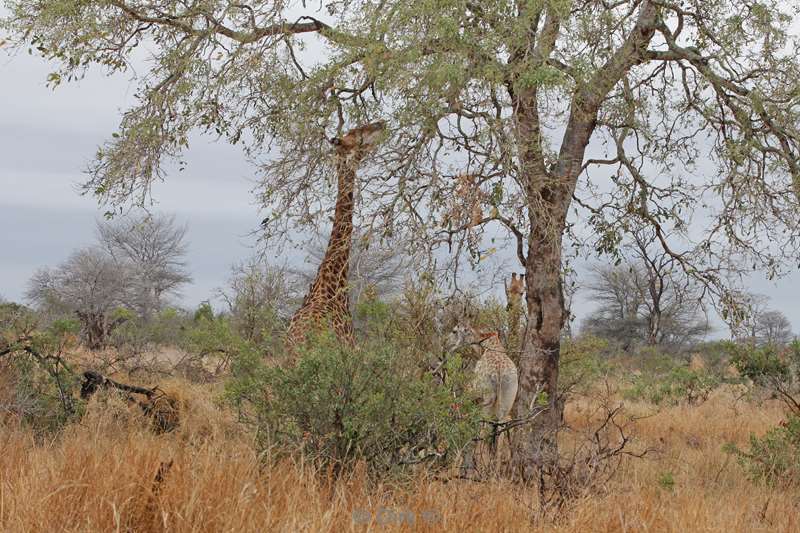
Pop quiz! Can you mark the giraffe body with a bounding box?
[448,323,518,477]
[456,329,519,422]
[285,121,385,352]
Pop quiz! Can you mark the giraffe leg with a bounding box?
[497,373,518,422]
[460,438,479,479]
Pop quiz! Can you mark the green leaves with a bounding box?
[727,415,800,487]
[226,332,482,478]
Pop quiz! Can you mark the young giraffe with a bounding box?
[285,121,386,351]
[448,319,519,477]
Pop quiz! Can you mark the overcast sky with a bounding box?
[1,41,798,338]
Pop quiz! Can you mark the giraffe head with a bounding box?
[446,305,496,355]
[508,272,525,299]
[447,322,498,356]
[330,121,386,162]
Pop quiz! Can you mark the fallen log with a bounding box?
[80,370,180,433]
[80,370,156,399]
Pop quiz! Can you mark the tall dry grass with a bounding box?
[1,382,797,532]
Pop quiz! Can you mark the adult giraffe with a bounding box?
[284,121,386,352]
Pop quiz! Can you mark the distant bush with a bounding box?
[225,331,481,478]
[690,340,739,379]
[109,306,182,352]
[727,415,800,487]
[729,341,800,414]
[559,335,615,395]
[623,354,720,406]
[177,311,248,379]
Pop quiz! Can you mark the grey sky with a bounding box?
[1,52,259,308]
[1,41,798,337]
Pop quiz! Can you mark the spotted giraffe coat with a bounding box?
[284,121,385,351]
[472,332,519,422]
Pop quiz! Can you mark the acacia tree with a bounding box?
[756,310,794,346]
[584,228,709,349]
[582,265,709,351]
[26,248,134,349]
[727,292,794,345]
[97,213,192,319]
[5,0,800,479]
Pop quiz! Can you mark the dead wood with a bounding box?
[80,370,180,433]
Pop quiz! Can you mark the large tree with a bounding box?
[4,0,800,479]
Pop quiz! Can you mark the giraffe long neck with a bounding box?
[305,155,357,304]
[479,334,505,354]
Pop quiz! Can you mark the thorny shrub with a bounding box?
[1,305,85,434]
[726,415,800,487]
[225,328,482,479]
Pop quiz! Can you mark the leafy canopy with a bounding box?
[3,0,800,298]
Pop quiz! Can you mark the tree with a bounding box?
[218,259,298,344]
[5,0,800,480]
[723,292,793,346]
[97,213,191,318]
[756,310,793,346]
[26,248,133,349]
[583,228,709,350]
[582,262,709,350]
[582,264,648,349]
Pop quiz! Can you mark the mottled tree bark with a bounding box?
[510,1,658,482]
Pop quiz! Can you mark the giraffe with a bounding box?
[284,121,386,352]
[504,272,525,365]
[448,319,519,477]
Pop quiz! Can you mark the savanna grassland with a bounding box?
[1,342,797,533]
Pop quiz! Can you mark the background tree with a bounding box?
[756,310,794,347]
[582,261,709,351]
[582,264,647,350]
[97,213,191,319]
[26,248,133,349]
[583,228,709,350]
[5,0,800,479]
[723,292,793,345]
[218,259,298,345]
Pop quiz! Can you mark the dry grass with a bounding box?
[1,378,798,532]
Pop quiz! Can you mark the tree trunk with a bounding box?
[78,311,107,351]
[647,308,661,345]
[507,0,658,483]
[511,203,570,482]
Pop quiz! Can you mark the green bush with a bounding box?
[623,355,720,406]
[225,331,481,478]
[692,340,738,380]
[728,341,800,414]
[727,415,800,487]
[1,317,84,434]
[109,306,184,351]
[559,335,614,395]
[193,301,215,322]
[730,342,799,383]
